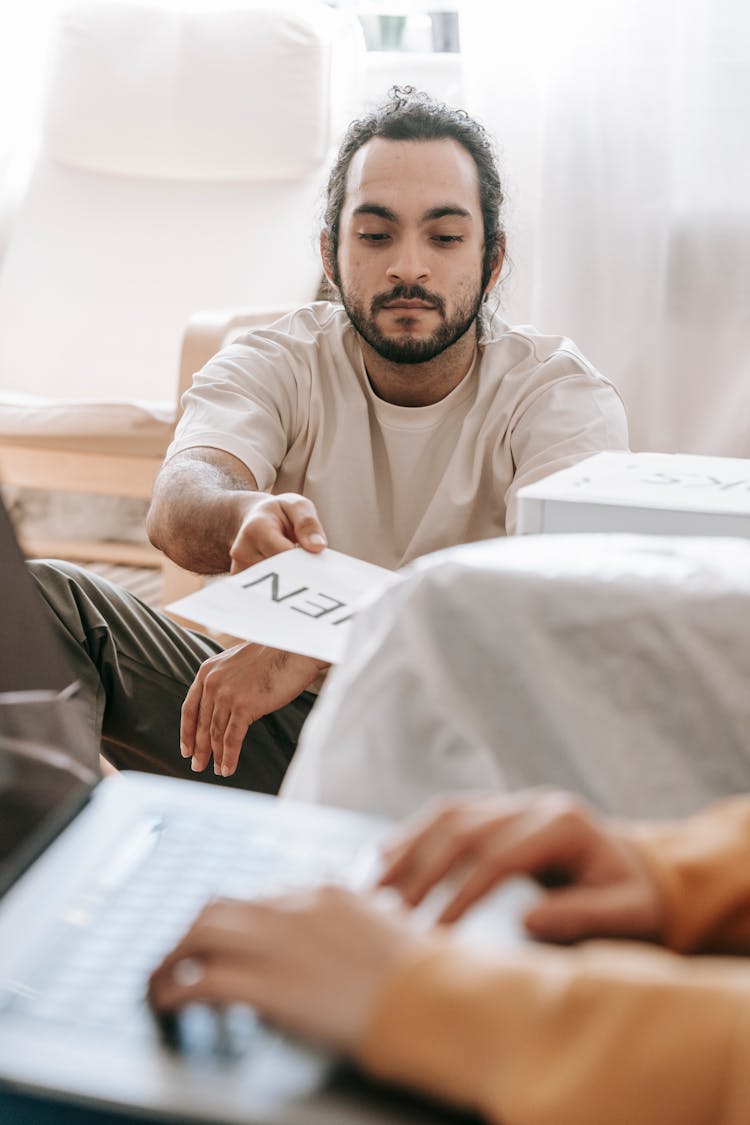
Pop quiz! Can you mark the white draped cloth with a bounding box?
[283,535,750,819]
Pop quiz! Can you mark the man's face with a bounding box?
[329,138,490,365]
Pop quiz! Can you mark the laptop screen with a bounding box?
[0,496,99,772]
[0,495,101,893]
[0,498,75,694]
[0,733,95,896]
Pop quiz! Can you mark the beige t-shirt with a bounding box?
[167,302,628,570]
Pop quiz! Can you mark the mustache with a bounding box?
[371,285,446,317]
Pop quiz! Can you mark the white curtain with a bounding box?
[461,0,750,455]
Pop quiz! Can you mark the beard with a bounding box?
[339,281,484,365]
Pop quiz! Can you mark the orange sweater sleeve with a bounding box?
[360,938,750,1125]
[624,796,750,952]
[359,797,750,1125]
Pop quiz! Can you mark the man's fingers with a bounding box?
[524,883,660,944]
[149,905,264,1010]
[278,497,327,553]
[231,494,327,570]
[150,898,284,1001]
[378,802,467,887]
[385,836,474,908]
[381,798,600,922]
[204,702,252,779]
[180,678,202,759]
[393,825,561,924]
[219,716,249,778]
[378,800,503,900]
[292,519,327,552]
[378,834,426,886]
[150,959,269,1013]
[231,523,294,571]
[149,957,227,1010]
[437,860,513,923]
[181,641,319,781]
[191,693,214,773]
[154,901,259,971]
[523,885,603,943]
[209,708,230,776]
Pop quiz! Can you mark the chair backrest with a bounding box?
[0,2,364,406]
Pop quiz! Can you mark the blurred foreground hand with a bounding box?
[379,789,665,943]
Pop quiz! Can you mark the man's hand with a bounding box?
[379,790,666,944]
[181,642,327,776]
[147,450,328,577]
[148,887,420,1055]
[230,492,327,573]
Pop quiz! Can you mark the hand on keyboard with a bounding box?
[378,789,664,943]
[148,885,422,1055]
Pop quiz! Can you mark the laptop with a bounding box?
[0,499,532,1123]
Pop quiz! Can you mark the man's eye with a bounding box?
[357,232,390,242]
[432,234,464,244]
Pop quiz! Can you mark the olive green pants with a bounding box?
[28,560,315,794]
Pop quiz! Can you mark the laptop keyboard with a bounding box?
[0,808,357,1047]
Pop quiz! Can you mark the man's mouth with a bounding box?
[371,287,446,317]
[381,300,436,311]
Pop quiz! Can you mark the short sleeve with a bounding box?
[165,323,310,491]
[505,369,629,534]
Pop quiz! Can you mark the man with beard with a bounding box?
[29,88,628,793]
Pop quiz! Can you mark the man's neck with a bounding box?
[359,328,479,408]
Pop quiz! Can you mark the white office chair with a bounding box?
[0,1,364,577]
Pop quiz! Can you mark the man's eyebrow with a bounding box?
[352,203,398,222]
[351,203,474,223]
[422,205,473,222]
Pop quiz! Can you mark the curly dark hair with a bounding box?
[323,86,506,293]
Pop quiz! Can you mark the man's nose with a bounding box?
[386,237,430,284]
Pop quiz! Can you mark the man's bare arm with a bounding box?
[148,448,329,775]
[147,448,261,574]
[147,448,328,575]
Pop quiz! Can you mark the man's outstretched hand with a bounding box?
[229,492,327,573]
[181,642,328,777]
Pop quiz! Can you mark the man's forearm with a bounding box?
[147,449,259,574]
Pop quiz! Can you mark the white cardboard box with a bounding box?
[516,451,750,537]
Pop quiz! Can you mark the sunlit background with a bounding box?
[1,0,748,456]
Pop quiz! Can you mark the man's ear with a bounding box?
[485,243,504,296]
[320,231,337,289]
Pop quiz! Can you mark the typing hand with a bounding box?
[379,790,665,944]
[181,642,327,777]
[148,886,420,1054]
